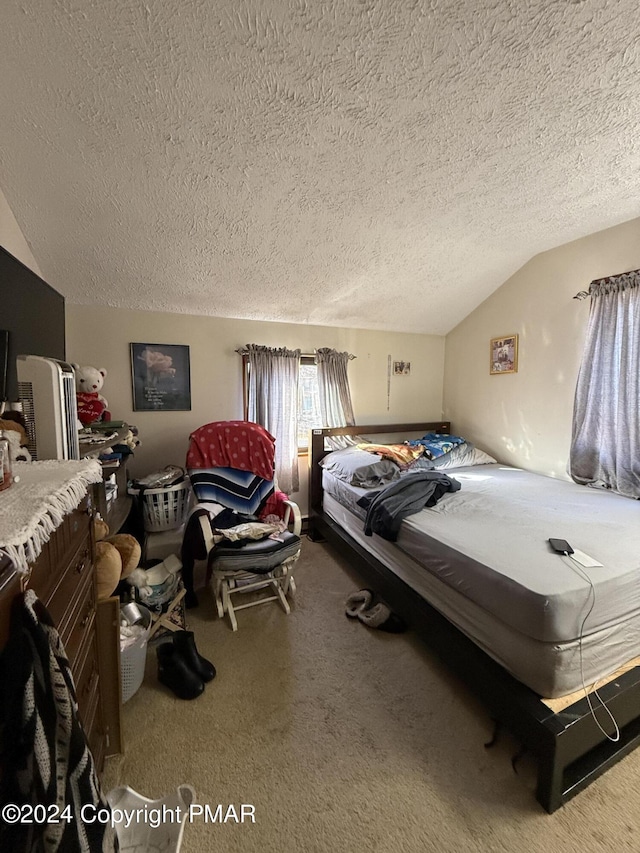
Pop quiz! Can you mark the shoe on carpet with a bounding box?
[345,589,374,618]
[357,601,407,633]
[156,643,205,700]
[172,630,216,683]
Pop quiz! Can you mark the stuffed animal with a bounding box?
[94,541,123,600]
[73,364,110,425]
[94,516,110,542]
[0,417,27,445]
[0,427,31,463]
[93,517,142,600]
[112,428,140,456]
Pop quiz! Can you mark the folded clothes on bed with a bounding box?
[406,432,466,459]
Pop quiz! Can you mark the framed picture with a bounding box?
[130,343,191,411]
[490,335,518,375]
[393,361,411,375]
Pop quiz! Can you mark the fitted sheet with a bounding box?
[323,465,640,643]
[323,490,640,697]
[322,467,640,697]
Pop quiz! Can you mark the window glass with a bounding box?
[298,362,322,449]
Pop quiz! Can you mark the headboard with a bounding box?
[308,421,451,524]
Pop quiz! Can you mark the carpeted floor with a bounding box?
[103,539,640,852]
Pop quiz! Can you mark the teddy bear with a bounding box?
[93,516,142,600]
[0,420,32,462]
[112,427,140,456]
[73,364,110,426]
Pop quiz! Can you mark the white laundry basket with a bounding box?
[107,784,196,853]
[120,605,152,703]
[129,481,191,532]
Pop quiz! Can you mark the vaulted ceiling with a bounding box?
[1,0,640,335]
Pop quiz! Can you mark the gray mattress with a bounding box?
[322,465,640,697]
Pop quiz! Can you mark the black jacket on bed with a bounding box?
[357,470,461,541]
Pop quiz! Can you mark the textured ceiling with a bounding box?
[1,0,640,335]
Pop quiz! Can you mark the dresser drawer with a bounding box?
[84,687,106,774]
[74,628,100,725]
[75,632,106,773]
[45,540,93,631]
[29,499,92,604]
[58,567,96,666]
[54,497,93,569]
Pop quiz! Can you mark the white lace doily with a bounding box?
[0,459,102,574]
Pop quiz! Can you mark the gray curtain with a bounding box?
[315,348,355,428]
[245,344,301,494]
[569,270,640,498]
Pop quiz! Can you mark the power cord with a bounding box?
[562,553,620,743]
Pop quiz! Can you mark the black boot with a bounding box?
[172,630,216,683]
[156,643,205,700]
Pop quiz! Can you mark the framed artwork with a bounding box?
[130,343,191,411]
[490,335,518,375]
[393,361,411,375]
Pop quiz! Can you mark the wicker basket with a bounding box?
[129,481,191,532]
[120,605,152,703]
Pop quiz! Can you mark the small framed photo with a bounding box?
[393,361,411,375]
[490,335,518,375]
[131,343,192,411]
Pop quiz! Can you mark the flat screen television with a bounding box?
[0,245,66,403]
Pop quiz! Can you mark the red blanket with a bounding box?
[187,421,276,481]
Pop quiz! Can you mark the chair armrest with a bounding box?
[198,512,215,552]
[282,500,302,536]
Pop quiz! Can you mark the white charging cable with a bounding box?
[563,553,620,743]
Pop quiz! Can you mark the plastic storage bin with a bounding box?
[107,784,196,853]
[120,604,152,703]
[129,481,191,532]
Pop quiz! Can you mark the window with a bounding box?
[297,358,322,450]
[242,354,322,451]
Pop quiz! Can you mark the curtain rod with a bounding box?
[574,267,640,300]
[235,346,356,359]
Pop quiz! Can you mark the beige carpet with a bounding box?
[103,540,640,852]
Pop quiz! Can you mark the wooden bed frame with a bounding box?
[308,422,640,813]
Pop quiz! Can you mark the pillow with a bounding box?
[319,447,400,488]
[356,443,425,468]
[430,441,496,469]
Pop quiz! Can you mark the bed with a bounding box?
[308,422,640,813]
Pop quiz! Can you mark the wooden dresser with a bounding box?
[0,466,122,775]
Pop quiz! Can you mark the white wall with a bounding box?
[444,216,640,478]
[66,304,445,511]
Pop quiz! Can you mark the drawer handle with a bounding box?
[81,602,93,628]
[83,665,98,696]
[74,549,89,574]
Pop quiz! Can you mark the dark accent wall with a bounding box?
[0,246,65,401]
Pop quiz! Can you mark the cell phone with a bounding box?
[548,538,574,554]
